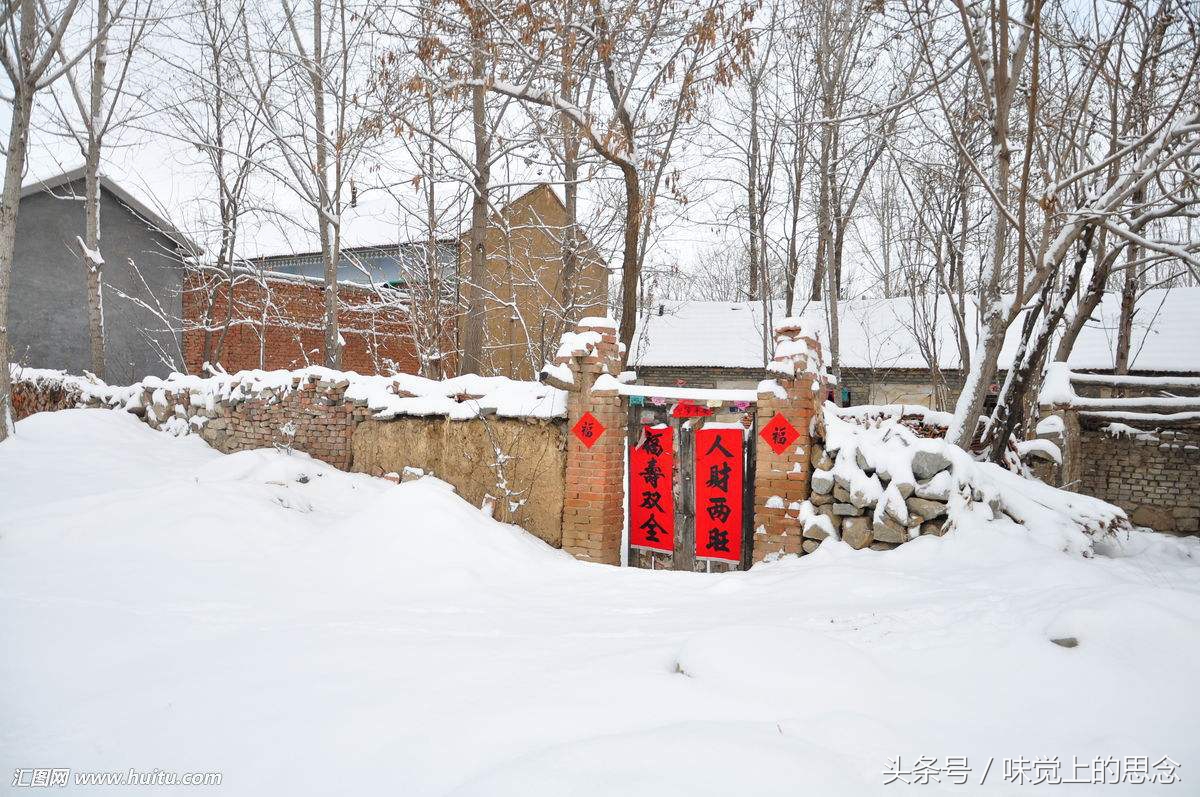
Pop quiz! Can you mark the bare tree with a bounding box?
[451,0,757,361]
[907,0,1200,457]
[45,0,156,379]
[234,0,379,369]
[1,0,118,438]
[156,0,276,372]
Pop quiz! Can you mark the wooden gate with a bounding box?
[626,393,756,572]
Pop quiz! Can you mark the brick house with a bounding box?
[181,269,424,376]
[186,184,608,379]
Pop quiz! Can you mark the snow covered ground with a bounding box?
[2,410,1199,795]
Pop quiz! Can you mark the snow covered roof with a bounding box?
[631,288,1200,375]
[20,166,201,254]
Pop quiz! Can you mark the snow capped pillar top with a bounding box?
[540,317,622,392]
[576,315,618,332]
[767,320,827,382]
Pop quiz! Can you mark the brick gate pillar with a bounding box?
[752,321,827,564]
[544,318,627,565]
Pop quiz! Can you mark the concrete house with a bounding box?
[11,168,197,382]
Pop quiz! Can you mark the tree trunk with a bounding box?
[0,5,37,440]
[82,0,110,378]
[985,224,1095,462]
[1113,229,1140,377]
[557,18,580,339]
[459,6,490,376]
[82,158,106,378]
[746,77,760,301]
[310,0,340,369]
[946,92,1012,448]
[615,163,642,363]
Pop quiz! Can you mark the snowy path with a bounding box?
[2,410,1199,795]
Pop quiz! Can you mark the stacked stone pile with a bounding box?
[783,407,1011,554]
[799,443,967,551]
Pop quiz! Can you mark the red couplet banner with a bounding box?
[694,427,744,562]
[629,424,674,552]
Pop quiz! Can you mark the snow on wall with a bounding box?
[11,364,568,423]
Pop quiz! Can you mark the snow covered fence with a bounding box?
[791,403,1130,556]
[10,364,571,546]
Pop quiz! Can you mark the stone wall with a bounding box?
[1077,423,1200,534]
[148,376,371,470]
[804,435,954,552]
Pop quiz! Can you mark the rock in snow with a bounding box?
[911,449,953,481]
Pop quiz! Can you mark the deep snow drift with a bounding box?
[2,410,1199,795]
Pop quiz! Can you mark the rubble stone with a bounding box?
[905,496,948,521]
[802,522,830,541]
[911,449,952,480]
[920,519,948,536]
[872,515,907,544]
[841,517,872,549]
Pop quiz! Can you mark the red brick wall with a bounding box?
[556,320,627,565]
[182,270,425,376]
[752,327,824,563]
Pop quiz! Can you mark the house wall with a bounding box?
[635,364,765,390]
[182,271,427,376]
[10,180,184,382]
[636,365,966,411]
[462,185,609,380]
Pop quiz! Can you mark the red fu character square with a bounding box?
[760,412,799,455]
[572,411,606,448]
